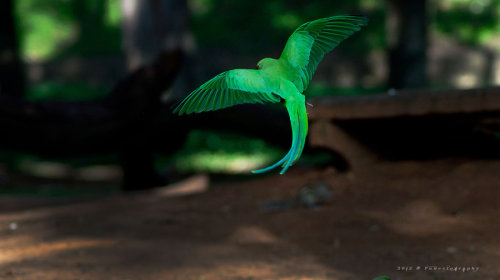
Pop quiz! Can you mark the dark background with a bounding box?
[0,0,499,192]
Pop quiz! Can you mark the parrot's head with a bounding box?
[257,58,276,69]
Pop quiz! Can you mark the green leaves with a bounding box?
[16,0,122,61]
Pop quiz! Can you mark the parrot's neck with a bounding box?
[257,57,278,69]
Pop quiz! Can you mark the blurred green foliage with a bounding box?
[15,0,122,60]
[188,0,386,55]
[435,0,500,47]
[14,0,500,61]
[26,81,109,102]
[159,130,283,173]
[15,0,75,60]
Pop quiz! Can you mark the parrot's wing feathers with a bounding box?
[174,69,280,115]
[280,15,367,91]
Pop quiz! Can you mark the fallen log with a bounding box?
[308,87,500,168]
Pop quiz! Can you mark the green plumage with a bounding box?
[175,70,280,115]
[174,15,367,174]
[281,15,368,92]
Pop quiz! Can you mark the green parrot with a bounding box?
[174,15,367,174]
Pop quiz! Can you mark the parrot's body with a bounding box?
[174,15,367,174]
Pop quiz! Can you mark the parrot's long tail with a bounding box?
[252,95,308,174]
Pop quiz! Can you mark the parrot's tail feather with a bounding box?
[280,105,301,174]
[292,104,309,163]
[251,151,291,174]
[252,83,308,174]
[252,90,307,175]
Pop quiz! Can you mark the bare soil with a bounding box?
[0,158,499,280]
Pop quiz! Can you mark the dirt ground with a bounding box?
[0,158,499,280]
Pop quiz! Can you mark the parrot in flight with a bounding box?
[174,15,367,174]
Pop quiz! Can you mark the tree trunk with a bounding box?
[119,0,190,189]
[121,0,189,70]
[0,0,25,97]
[387,0,428,89]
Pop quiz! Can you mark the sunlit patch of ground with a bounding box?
[0,237,117,264]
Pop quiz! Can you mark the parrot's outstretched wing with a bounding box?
[280,15,367,92]
[173,69,280,115]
